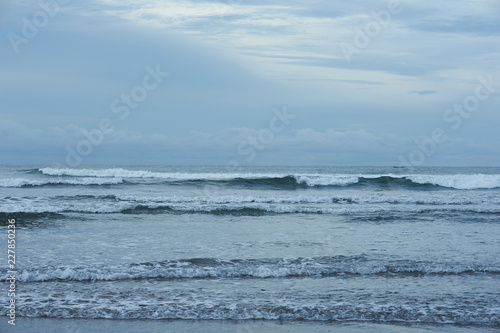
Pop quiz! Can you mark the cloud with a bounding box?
[408,14,500,36]
[409,90,437,96]
[1,0,499,166]
[6,118,498,166]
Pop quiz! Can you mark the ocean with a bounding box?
[1,165,499,331]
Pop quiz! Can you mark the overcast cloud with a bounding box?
[1,0,499,166]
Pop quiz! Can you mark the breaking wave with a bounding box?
[0,177,123,188]
[5,256,499,283]
[2,193,498,215]
[35,168,500,190]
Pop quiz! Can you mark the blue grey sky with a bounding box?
[1,0,499,166]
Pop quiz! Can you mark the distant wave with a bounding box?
[38,167,292,182]
[0,177,123,188]
[3,203,499,216]
[0,204,341,215]
[37,167,500,190]
[405,174,500,190]
[6,256,499,283]
[2,193,499,215]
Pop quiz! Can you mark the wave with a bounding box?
[4,204,498,216]
[0,177,123,188]
[0,204,329,215]
[37,168,500,190]
[406,174,500,190]
[10,193,495,206]
[2,194,498,215]
[354,174,500,190]
[5,256,499,283]
[39,167,292,181]
[6,288,499,325]
[7,299,500,325]
[37,168,360,187]
[0,212,65,225]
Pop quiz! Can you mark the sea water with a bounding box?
[0,165,499,326]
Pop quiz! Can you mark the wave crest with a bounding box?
[34,167,500,190]
[0,177,123,188]
[6,257,499,283]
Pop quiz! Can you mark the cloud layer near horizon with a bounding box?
[1,0,499,166]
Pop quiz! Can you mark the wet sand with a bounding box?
[1,318,498,333]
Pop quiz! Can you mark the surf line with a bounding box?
[56,65,168,168]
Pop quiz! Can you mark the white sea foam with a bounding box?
[2,191,498,214]
[294,174,359,186]
[0,177,123,188]
[295,173,500,189]
[1,198,498,215]
[8,258,499,282]
[0,179,46,187]
[38,168,362,186]
[39,167,286,180]
[37,167,500,189]
[406,174,500,190]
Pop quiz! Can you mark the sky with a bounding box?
[1,0,499,166]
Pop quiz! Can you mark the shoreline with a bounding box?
[1,318,498,333]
